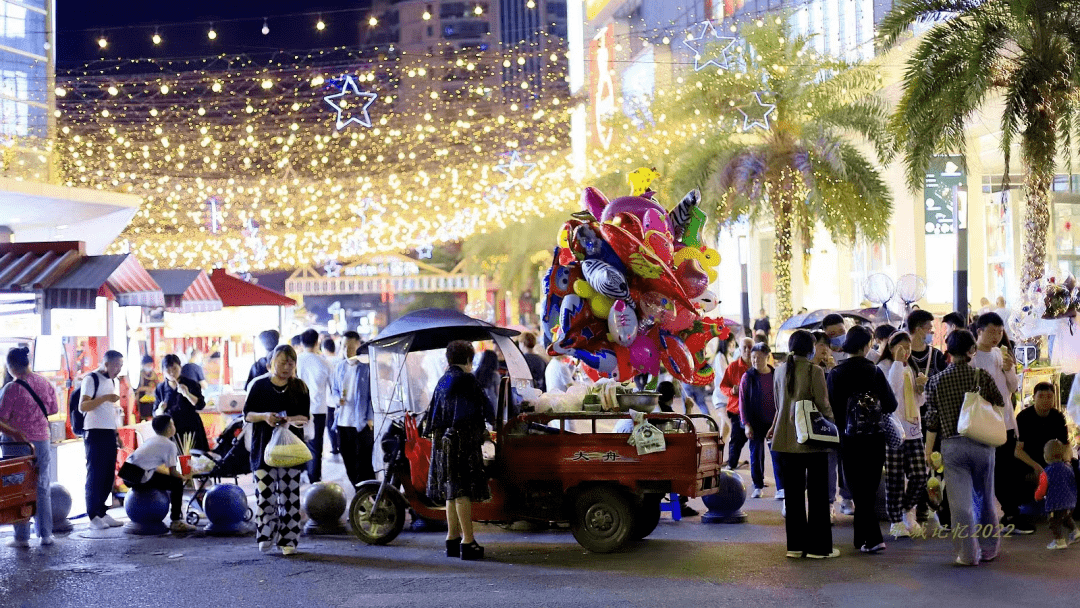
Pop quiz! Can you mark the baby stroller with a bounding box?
[185,415,254,526]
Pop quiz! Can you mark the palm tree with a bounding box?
[657,19,893,319]
[879,0,1080,290]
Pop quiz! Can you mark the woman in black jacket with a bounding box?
[154,353,209,453]
[827,325,898,554]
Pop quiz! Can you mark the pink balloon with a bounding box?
[627,333,660,376]
[600,195,673,234]
[607,300,638,346]
[661,306,697,333]
[642,209,668,234]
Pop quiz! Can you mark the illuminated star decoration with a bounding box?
[738,92,776,132]
[683,21,737,72]
[415,243,434,259]
[323,74,378,130]
[493,150,537,191]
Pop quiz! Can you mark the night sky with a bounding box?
[57,0,375,67]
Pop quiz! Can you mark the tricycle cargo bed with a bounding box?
[499,412,723,498]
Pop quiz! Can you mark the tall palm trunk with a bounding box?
[1020,148,1054,289]
[774,208,793,321]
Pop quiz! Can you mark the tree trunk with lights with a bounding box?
[1020,160,1053,290]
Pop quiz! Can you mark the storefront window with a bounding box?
[985,188,1013,301]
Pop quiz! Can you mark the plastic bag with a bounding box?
[626,411,666,455]
[263,425,312,467]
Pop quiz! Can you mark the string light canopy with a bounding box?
[52,14,853,273]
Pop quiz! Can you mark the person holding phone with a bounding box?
[154,353,208,453]
[80,350,125,530]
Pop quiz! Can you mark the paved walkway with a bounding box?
[3,444,1076,608]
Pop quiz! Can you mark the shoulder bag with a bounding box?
[958,372,1007,447]
[794,364,840,446]
[14,379,50,420]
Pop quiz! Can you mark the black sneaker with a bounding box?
[680,505,700,517]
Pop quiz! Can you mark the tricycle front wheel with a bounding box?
[570,487,635,553]
[349,481,407,545]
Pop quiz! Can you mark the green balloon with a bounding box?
[681,208,707,247]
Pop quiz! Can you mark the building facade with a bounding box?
[0,0,54,182]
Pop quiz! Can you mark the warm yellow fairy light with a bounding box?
[207,27,217,40]
[97,37,108,48]
[316,19,325,31]
[152,33,162,45]
[107,86,118,96]
[368,16,378,26]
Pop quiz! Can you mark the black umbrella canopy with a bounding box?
[365,308,521,353]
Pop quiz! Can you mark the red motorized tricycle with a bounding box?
[348,308,724,553]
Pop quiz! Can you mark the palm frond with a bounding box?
[877,0,988,49]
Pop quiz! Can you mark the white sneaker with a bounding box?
[101,514,123,527]
[39,536,54,546]
[775,489,785,500]
[781,503,786,518]
[89,517,109,530]
[258,541,273,553]
[889,522,911,538]
[839,499,855,515]
[280,545,297,556]
[750,488,763,499]
[7,539,29,548]
[1047,539,1069,550]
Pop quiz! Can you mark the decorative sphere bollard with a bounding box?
[50,483,73,534]
[123,487,170,535]
[203,484,249,535]
[701,470,748,524]
[302,481,346,534]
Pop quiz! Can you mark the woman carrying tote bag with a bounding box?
[923,329,1006,566]
[767,330,839,559]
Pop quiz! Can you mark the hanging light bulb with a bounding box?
[207,24,217,40]
[368,16,378,27]
[261,18,269,36]
[152,29,162,45]
[474,4,483,14]
[316,16,325,31]
[422,11,431,20]
[97,35,108,49]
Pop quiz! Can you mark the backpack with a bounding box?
[844,390,883,437]
[68,373,99,437]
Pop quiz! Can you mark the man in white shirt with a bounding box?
[80,350,125,530]
[321,337,342,456]
[971,312,1031,534]
[296,329,332,482]
[331,331,375,487]
[120,415,196,532]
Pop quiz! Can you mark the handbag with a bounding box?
[882,412,906,450]
[793,363,839,446]
[795,399,840,446]
[958,375,1007,447]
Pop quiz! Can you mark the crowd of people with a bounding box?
[0,304,1076,566]
[711,308,1078,564]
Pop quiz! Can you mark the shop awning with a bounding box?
[0,241,85,293]
[45,254,164,309]
[148,269,223,313]
[209,269,295,307]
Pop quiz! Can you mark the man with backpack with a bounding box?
[80,350,125,530]
[0,346,60,547]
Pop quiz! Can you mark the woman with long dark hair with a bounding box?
[768,330,837,558]
[424,341,495,560]
[474,349,500,406]
[827,325,898,554]
[876,331,930,538]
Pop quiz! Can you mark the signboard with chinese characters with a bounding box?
[924,155,966,235]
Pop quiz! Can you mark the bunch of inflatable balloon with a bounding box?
[541,169,731,386]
